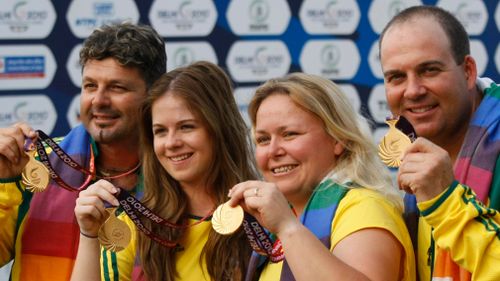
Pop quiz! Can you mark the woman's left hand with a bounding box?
[228,180,300,236]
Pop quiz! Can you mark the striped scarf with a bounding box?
[15,125,92,281]
[245,179,348,281]
[433,78,500,280]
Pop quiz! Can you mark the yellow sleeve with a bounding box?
[418,181,500,280]
[331,188,416,281]
[100,212,136,281]
[0,178,23,266]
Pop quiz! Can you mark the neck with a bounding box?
[96,141,140,171]
[182,183,215,217]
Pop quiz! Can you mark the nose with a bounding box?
[91,88,111,107]
[267,138,285,158]
[165,131,182,149]
[404,74,426,100]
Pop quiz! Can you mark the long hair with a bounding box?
[248,73,402,210]
[138,61,257,281]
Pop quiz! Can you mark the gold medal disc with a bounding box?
[211,202,244,235]
[22,150,50,193]
[98,209,131,252]
[378,119,412,168]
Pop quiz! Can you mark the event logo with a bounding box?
[368,0,422,34]
[299,0,360,35]
[166,41,217,70]
[66,44,83,88]
[300,40,360,79]
[0,95,57,134]
[227,0,290,35]
[0,45,56,90]
[66,94,81,128]
[470,39,488,76]
[233,87,257,127]
[0,0,56,39]
[149,0,216,37]
[437,0,487,35]
[226,40,291,82]
[339,84,361,113]
[368,40,383,79]
[368,84,391,124]
[67,0,139,38]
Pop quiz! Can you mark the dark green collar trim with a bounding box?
[421,180,459,216]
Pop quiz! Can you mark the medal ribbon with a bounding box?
[242,213,284,262]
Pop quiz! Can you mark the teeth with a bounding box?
[170,154,190,161]
[411,106,433,113]
[272,165,295,174]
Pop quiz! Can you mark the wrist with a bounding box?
[80,231,98,239]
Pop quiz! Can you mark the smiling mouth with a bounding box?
[272,165,297,174]
[409,105,436,113]
[169,153,192,162]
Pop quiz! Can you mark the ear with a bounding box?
[463,55,477,90]
[333,140,345,156]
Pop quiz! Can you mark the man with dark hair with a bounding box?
[379,5,500,280]
[0,22,166,281]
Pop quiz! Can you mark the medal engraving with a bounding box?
[22,150,50,192]
[98,208,131,252]
[212,202,244,235]
[378,118,412,168]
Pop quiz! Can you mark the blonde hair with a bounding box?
[248,73,402,210]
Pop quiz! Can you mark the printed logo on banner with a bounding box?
[226,40,291,82]
[338,84,361,113]
[67,0,139,38]
[227,0,290,35]
[368,83,391,124]
[0,95,57,134]
[166,42,217,70]
[437,0,487,35]
[234,86,257,127]
[299,0,360,35]
[67,94,81,128]
[368,40,383,79]
[0,45,56,90]
[66,44,83,88]
[496,2,500,32]
[149,0,217,37]
[368,0,422,34]
[495,43,500,76]
[470,40,488,76]
[300,40,360,80]
[0,0,56,39]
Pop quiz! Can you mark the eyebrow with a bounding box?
[383,60,446,77]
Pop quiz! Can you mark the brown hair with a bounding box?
[138,61,257,281]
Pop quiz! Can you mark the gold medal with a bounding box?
[378,118,412,168]
[211,202,244,235]
[22,150,50,192]
[98,208,131,252]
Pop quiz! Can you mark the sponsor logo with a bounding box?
[300,39,360,79]
[0,95,57,134]
[67,0,139,38]
[66,94,81,128]
[226,40,291,82]
[368,84,391,123]
[149,0,217,37]
[66,44,83,88]
[299,0,360,35]
[368,0,422,34]
[0,0,56,39]
[227,0,290,35]
[368,40,383,79]
[338,84,361,113]
[234,87,258,127]
[0,45,56,90]
[166,41,217,70]
[470,39,488,76]
[437,0,487,35]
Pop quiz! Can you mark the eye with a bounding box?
[386,73,405,84]
[82,82,97,90]
[180,123,195,131]
[255,135,270,145]
[422,66,441,76]
[152,127,166,136]
[283,131,298,139]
